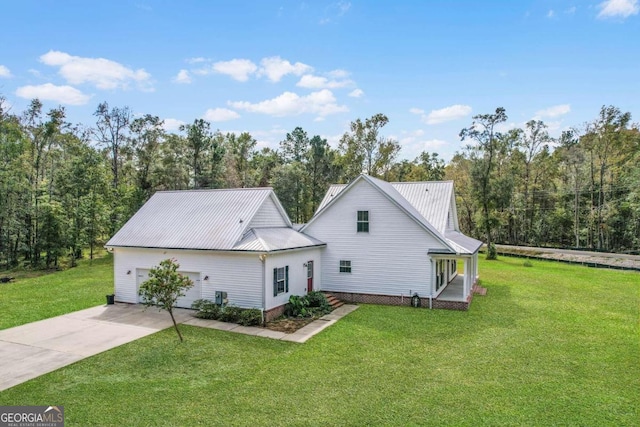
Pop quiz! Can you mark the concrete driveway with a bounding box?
[0,304,193,392]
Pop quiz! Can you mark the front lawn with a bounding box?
[0,254,113,330]
[1,256,638,426]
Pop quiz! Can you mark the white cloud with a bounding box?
[422,139,447,149]
[0,65,12,78]
[173,69,191,84]
[187,57,206,64]
[314,116,326,122]
[424,104,472,125]
[328,69,350,78]
[229,89,348,117]
[163,118,185,131]
[409,107,425,115]
[547,9,555,18]
[39,50,152,91]
[348,88,364,98]
[259,56,312,82]
[534,104,571,119]
[212,59,258,82]
[16,83,91,105]
[565,6,577,14]
[598,0,638,18]
[297,74,352,89]
[203,107,240,122]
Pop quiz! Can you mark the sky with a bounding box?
[0,0,638,162]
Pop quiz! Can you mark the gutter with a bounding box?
[260,253,267,324]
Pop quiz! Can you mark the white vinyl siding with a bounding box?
[249,195,288,228]
[304,178,449,298]
[264,248,322,310]
[114,247,262,309]
[136,269,202,308]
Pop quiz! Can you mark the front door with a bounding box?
[307,261,314,292]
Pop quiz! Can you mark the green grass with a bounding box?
[1,256,638,426]
[0,254,113,330]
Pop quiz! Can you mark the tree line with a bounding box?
[0,96,637,270]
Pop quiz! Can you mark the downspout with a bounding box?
[259,253,267,324]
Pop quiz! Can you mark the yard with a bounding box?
[0,254,113,330]
[0,256,638,426]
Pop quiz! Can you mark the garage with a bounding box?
[136,269,202,309]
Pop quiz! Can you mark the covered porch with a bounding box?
[431,252,479,304]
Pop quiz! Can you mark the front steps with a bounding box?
[322,293,344,309]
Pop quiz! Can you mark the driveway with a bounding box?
[0,304,194,392]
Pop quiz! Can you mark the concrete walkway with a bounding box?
[184,304,359,343]
[0,303,359,392]
[0,304,193,392]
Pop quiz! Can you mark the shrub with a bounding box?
[486,242,498,260]
[523,259,533,267]
[220,305,243,323]
[285,295,311,318]
[238,308,263,326]
[306,291,328,308]
[192,299,222,320]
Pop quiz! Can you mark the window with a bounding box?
[273,266,289,296]
[339,260,352,273]
[435,260,445,291]
[357,210,369,232]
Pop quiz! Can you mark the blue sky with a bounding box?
[1,0,638,161]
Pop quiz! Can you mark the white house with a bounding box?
[105,188,325,321]
[301,174,482,310]
[106,175,482,319]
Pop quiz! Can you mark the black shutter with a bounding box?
[285,266,289,293]
[273,268,278,297]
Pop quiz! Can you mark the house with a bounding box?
[301,174,482,310]
[106,175,482,320]
[105,188,325,321]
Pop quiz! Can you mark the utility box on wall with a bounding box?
[215,291,228,306]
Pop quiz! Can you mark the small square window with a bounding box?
[357,210,369,232]
[339,260,352,273]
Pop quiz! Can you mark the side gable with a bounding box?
[303,175,454,252]
[247,192,292,229]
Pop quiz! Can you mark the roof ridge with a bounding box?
[156,187,273,194]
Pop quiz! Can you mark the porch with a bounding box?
[431,252,479,304]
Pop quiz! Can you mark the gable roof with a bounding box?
[233,227,325,252]
[305,175,482,255]
[106,188,318,252]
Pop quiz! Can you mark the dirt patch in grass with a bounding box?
[264,317,315,333]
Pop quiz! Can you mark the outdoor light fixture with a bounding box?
[127,270,131,275]
[204,275,209,281]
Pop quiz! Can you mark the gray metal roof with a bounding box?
[391,181,453,233]
[233,228,325,252]
[309,175,482,255]
[106,188,294,250]
[445,230,483,255]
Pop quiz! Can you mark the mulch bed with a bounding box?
[263,316,315,333]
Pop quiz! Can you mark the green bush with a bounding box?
[192,299,222,320]
[220,305,243,323]
[523,259,533,267]
[238,308,263,326]
[285,295,311,317]
[306,291,328,308]
[486,242,498,260]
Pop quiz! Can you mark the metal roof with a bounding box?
[106,188,292,250]
[445,230,483,255]
[391,181,453,233]
[309,175,482,254]
[233,228,325,252]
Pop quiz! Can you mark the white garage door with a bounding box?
[136,269,201,309]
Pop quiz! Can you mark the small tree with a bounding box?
[138,258,193,342]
